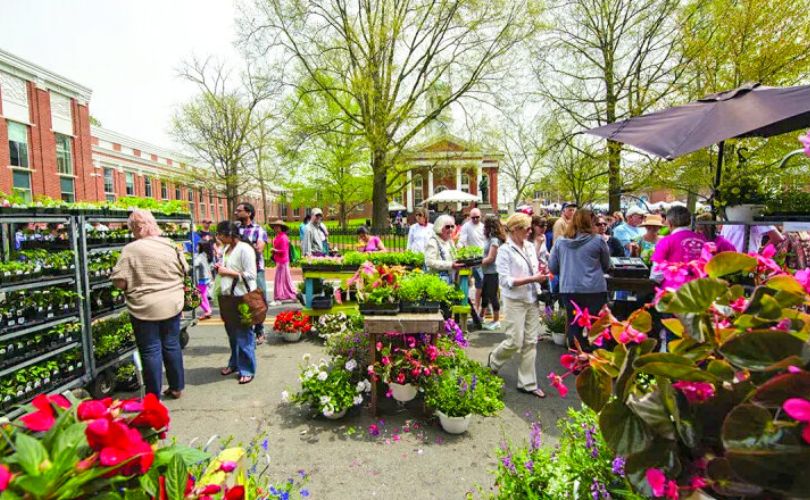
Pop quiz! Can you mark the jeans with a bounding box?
[225,321,256,377]
[131,313,184,396]
[254,270,267,336]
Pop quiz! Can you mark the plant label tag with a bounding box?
[47,312,54,319]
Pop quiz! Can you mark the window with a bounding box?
[161,181,168,200]
[60,177,74,202]
[175,186,181,200]
[413,175,424,206]
[125,173,135,195]
[188,189,195,212]
[8,122,29,168]
[12,170,31,202]
[199,191,204,203]
[461,173,470,193]
[55,134,73,174]
[208,194,213,206]
[281,204,288,217]
[293,207,300,217]
[144,177,152,197]
[103,168,115,201]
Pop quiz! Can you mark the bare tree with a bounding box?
[241,0,540,230]
[536,0,696,211]
[171,57,275,215]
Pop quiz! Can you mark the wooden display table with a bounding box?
[365,312,445,416]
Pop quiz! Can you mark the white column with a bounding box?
[476,163,483,203]
[406,170,413,211]
[428,169,434,197]
[456,166,462,211]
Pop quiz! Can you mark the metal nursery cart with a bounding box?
[0,209,197,417]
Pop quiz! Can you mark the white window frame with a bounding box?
[7,121,29,169]
[125,172,135,195]
[413,175,424,206]
[103,168,115,197]
[55,133,73,175]
[144,177,153,198]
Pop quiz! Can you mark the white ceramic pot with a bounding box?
[324,408,347,420]
[389,382,418,402]
[436,410,472,434]
[282,331,302,342]
[724,204,763,223]
[551,331,566,346]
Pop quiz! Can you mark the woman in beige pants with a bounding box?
[488,213,549,398]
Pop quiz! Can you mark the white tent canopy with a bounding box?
[422,189,481,204]
[387,201,407,211]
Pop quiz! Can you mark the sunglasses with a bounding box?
[444,224,456,230]
[471,216,480,220]
[596,222,607,227]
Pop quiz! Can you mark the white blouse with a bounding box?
[496,237,540,303]
[219,241,257,296]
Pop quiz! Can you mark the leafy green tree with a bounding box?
[241,0,540,230]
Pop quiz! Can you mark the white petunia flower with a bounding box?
[317,371,328,381]
[281,390,290,402]
[363,379,372,392]
[320,395,331,405]
[345,359,358,372]
[353,395,364,405]
[355,381,365,393]
[302,353,311,363]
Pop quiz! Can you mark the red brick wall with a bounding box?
[0,90,10,194]
[28,84,59,198]
[73,101,94,201]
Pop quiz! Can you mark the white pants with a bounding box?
[491,297,541,390]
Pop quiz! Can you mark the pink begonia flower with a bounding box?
[547,372,568,398]
[646,468,679,499]
[0,464,12,491]
[592,328,612,347]
[729,297,748,313]
[800,131,810,157]
[689,476,707,490]
[795,268,810,294]
[772,318,792,332]
[788,365,803,374]
[368,424,380,436]
[219,461,238,472]
[672,381,715,403]
[750,244,783,276]
[652,286,675,306]
[618,325,647,344]
[333,286,343,305]
[783,398,810,444]
[570,301,593,329]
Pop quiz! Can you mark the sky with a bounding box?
[0,0,242,151]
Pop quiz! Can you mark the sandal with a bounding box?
[220,367,236,376]
[238,375,254,385]
[162,388,182,399]
[517,387,547,399]
[256,334,266,345]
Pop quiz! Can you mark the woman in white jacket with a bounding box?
[214,221,258,385]
[488,213,549,398]
[424,214,464,284]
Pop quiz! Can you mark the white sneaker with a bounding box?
[269,300,280,306]
[487,321,501,331]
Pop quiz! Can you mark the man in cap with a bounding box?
[613,206,647,256]
[552,202,577,240]
[302,208,329,256]
[458,207,487,314]
[235,202,269,343]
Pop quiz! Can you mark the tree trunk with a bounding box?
[339,201,347,230]
[371,152,388,232]
[686,191,697,213]
[607,139,622,212]
[259,176,268,223]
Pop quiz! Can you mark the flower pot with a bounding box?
[324,408,348,420]
[389,382,418,402]
[436,410,472,434]
[724,204,764,223]
[551,331,566,346]
[282,331,302,342]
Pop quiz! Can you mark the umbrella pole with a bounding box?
[711,141,725,220]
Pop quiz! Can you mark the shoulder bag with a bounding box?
[230,273,267,326]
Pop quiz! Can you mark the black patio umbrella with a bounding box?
[585,82,810,195]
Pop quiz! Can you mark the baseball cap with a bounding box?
[311,208,323,216]
[562,202,578,210]
[626,206,646,217]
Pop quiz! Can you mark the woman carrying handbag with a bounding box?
[214,221,262,384]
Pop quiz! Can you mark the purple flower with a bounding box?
[612,456,625,477]
[501,454,516,473]
[584,425,595,451]
[300,489,310,497]
[524,460,534,472]
[470,374,478,392]
[529,422,542,450]
[261,439,269,451]
[590,479,610,500]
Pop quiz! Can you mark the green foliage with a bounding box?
[397,271,456,303]
[572,250,810,497]
[92,313,134,361]
[454,246,484,261]
[542,308,567,334]
[342,251,424,268]
[764,187,810,215]
[423,351,504,417]
[289,356,368,417]
[322,314,369,368]
[491,407,637,499]
[714,169,772,208]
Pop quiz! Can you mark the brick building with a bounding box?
[0,48,269,222]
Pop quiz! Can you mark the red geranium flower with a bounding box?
[20,394,71,432]
[77,398,113,421]
[85,418,155,476]
[225,485,245,500]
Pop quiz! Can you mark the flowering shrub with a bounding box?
[492,407,631,499]
[323,315,370,368]
[552,250,810,498]
[273,310,312,335]
[0,393,310,499]
[369,334,451,386]
[317,312,364,340]
[423,349,504,417]
[286,355,370,417]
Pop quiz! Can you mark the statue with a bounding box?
[479,175,489,204]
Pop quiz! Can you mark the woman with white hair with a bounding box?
[488,213,549,398]
[424,214,464,284]
[112,209,187,399]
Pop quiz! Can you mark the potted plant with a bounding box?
[454,246,484,267]
[273,310,312,342]
[762,187,810,218]
[371,335,448,402]
[350,263,402,315]
[397,273,424,312]
[287,355,370,419]
[715,171,772,222]
[543,307,567,346]
[549,250,810,498]
[423,358,504,434]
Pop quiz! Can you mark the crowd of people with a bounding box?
[111,199,789,400]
